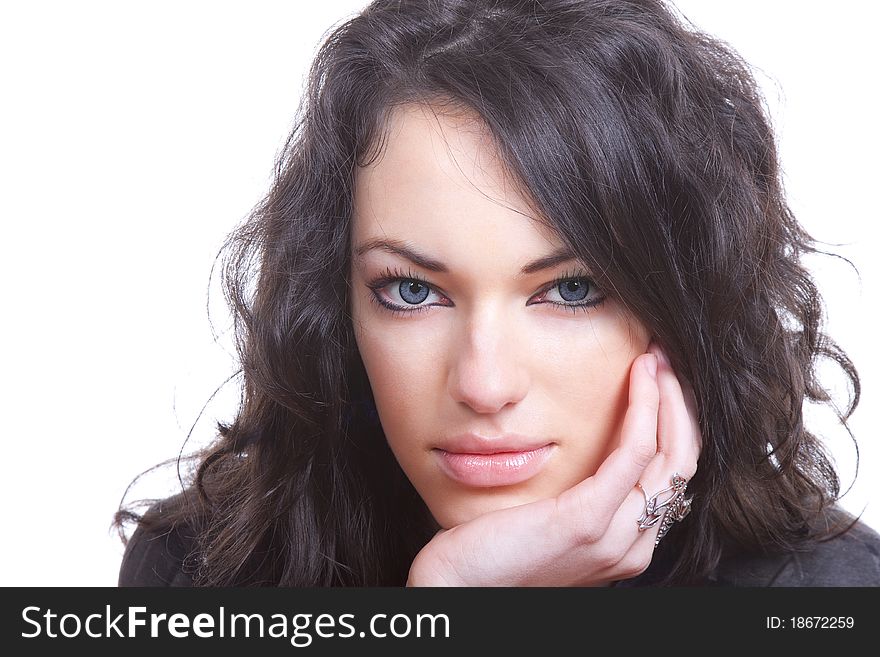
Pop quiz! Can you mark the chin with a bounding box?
[427,485,552,529]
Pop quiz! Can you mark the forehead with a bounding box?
[352,102,563,263]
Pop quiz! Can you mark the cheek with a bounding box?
[351,313,437,449]
[536,321,638,487]
[356,339,439,497]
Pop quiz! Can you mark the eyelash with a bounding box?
[365,265,607,318]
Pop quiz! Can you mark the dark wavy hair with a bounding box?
[114,0,861,586]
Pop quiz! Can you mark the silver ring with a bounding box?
[636,472,693,546]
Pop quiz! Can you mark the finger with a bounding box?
[648,338,701,455]
[598,466,692,581]
[623,342,699,545]
[561,352,659,528]
[599,460,695,580]
[595,343,702,578]
[591,352,659,502]
[647,341,701,474]
[679,378,702,452]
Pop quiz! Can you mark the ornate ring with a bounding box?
[636,472,693,547]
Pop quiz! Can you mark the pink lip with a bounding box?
[434,443,555,488]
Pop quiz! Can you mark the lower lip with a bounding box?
[434,444,555,487]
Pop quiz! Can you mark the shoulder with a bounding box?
[712,507,880,587]
[118,493,199,587]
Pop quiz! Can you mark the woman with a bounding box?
[115,0,880,586]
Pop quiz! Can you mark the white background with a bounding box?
[1,1,876,586]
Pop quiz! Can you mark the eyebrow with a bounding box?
[353,238,577,276]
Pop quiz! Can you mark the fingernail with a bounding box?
[644,354,657,379]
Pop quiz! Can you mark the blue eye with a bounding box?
[366,268,446,316]
[555,279,590,302]
[541,276,603,309]
[398,280,430,304]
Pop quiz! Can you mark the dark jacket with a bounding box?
[118,502,880,587]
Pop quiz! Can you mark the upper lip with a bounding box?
[436,433,553,455]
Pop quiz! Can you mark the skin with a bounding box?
[350,102,701,585]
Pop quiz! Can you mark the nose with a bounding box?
[446,306,529,414]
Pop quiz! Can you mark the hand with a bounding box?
[406,339,702,586]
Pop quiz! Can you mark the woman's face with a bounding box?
[350,103,651,529]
